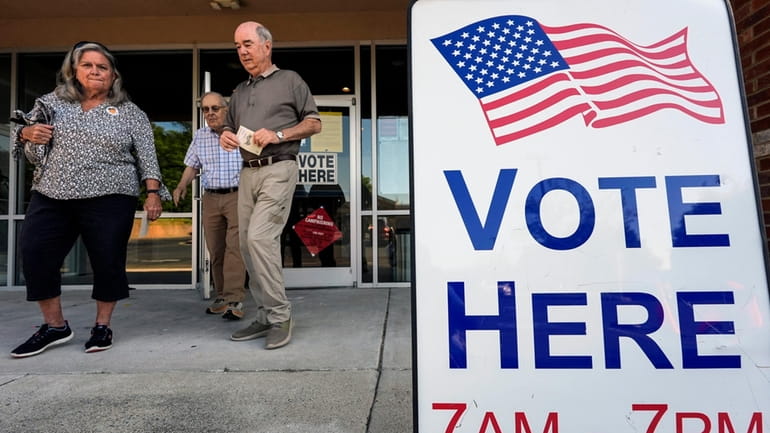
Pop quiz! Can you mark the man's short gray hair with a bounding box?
[201,91,227,107]
[255,24,273,44]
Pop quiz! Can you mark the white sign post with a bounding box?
[410,0,770,432]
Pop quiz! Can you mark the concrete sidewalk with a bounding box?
[0,287,413,433]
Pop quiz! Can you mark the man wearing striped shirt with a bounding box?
[174,91,247,320]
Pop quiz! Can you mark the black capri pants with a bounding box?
[21,192,138,302]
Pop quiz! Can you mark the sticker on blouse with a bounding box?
[106,106,119,116]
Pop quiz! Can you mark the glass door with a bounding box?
[282,95,357,287]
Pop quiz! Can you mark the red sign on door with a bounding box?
[293,207,342,256]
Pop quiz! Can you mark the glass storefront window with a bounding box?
[361,215,373,283]
[6,43,411,288]
[200,47,355,99]
[361,214,411,283]
[0,217,6,285]
[16,53,63,114]
[376,116,409,209]
[152,122,193,211]
[117,51,193,213]
[375,46,409,211]
[119,51,192,122]
[114,52,195,283]
[0,54,10,284]
[1,54,10,216]
[274,47,355,95]
[16,52,64,214]
[360,45,412,285]
[13,221,22,285]
[361,46,373,212]
[126,217,193,284]
[14,217,193,286]
[377,215,411,283]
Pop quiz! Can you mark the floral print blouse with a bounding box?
[13,92,170,200]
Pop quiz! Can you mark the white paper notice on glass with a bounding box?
[237,125,262,156]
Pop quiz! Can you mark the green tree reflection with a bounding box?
[149,122,192,212]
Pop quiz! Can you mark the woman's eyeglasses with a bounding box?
[202,105,224,113]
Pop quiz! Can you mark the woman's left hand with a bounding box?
[144,193,162,221]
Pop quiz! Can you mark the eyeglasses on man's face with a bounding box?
[202,105,224,113]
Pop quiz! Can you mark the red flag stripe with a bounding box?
[568,60,703,83]
[543,23,724,128]
[593,87,724,111]
[565,45,687,68]
[544,24,687,52]
[580,73,721,98]
[592,101,725,128]
[493,103,595,144]
[487,87,588,128]
[482,73,575,111]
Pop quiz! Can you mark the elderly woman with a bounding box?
[10,41,170,358]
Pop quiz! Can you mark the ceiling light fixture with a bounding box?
[210,0,240,10]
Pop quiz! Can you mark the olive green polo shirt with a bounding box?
[224,65,320,160]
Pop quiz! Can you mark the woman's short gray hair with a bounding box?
[55,41,129,105]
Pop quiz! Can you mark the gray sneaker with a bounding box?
[265,319,292,350]
[230,320,270,341]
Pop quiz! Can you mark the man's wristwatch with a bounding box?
[146,189,160,195]
[276,130,285,142]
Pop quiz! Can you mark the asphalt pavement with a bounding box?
[0,287,413,433]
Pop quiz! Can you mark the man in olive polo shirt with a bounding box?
[220,21,321,350]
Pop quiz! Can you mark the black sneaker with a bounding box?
[84,324,113,353]
[11,322,74,358]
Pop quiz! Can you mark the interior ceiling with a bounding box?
[0,0,409,19]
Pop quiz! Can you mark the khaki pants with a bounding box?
[202,190,246,302]
[238,160,298,324]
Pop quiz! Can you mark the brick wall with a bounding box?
[731,0,770,248]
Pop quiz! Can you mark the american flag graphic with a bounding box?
[431,15,725,145]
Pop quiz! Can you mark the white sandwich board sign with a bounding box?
[409,0,770,432]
